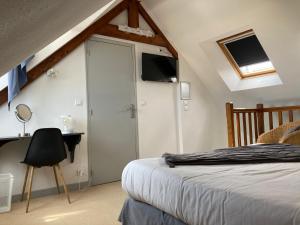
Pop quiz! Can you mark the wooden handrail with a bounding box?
[226,102,300,147]
[232,105,300,113]
[233,108,258,113]
[262,105,300,112]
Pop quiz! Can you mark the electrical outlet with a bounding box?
[76,169,86,177]
[74,98,83,106]
[79,170,85,177]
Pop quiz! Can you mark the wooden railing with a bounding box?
[226,102,300,147]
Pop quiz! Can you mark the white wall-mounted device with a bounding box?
[46,68,57,78]
[180,81,191,100]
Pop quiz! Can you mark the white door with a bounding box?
[86,38,137,185]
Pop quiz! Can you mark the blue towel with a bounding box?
[8,55,34,109]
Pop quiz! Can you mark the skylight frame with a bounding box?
[217,29,276,79]
[0,73,8,91]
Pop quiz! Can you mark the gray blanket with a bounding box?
[163,144,300,167]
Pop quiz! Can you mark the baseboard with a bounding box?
[12,182,89,203]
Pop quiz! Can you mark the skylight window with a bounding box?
[217,29,276,79]
[0,73,8,91]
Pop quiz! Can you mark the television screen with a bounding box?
[142,53,178,82]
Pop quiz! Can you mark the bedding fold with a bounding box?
[163,144,300,167]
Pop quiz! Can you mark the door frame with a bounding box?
[85,37,139,185]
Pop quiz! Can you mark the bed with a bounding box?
[119,103,300,225]
[121,158,300,225]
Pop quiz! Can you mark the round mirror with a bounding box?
[15,104,32,136]
[15,104,32,122]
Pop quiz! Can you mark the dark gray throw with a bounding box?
[163,144,300,168]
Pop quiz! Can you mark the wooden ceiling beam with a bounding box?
[27,0,128,82]
[0,0,179,106]
[128,0,139,28]
[0,0,128,106]
[0,87,7,105]
[137,2,178,59]
[96,24,167,47]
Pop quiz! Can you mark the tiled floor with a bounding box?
[0,182,126,225]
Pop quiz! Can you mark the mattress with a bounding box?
[122,158,300,225]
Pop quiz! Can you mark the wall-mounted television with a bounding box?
[142,53,178,83]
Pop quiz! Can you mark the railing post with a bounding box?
[226,102,235,147]
[256,104,265,135]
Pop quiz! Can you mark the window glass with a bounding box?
[0,73,8,91]
[217,30,276,78]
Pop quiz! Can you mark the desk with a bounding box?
[0,132,84,163]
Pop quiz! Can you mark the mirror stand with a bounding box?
[15,104,32,137]
[22,122,26,137]
[17,121,29,137]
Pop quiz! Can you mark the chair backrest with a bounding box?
[23,128,66,167]
[257,120,300,144]
[226,102,300,147]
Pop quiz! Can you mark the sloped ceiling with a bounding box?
[1,0,300,103]
[143,0,300,102]
[0,0,113,76]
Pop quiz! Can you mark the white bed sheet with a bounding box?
[122,158,300,225]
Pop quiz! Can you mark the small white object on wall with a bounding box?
[46,68,57,78]
[180,81,191,100]
[74,98,83,106]
[140,100,147,106]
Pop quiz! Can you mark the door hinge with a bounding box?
[90,170,93,177]
[90,109,93,116]
[87,48,91,56]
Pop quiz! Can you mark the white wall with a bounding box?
[0,0,248,195]
[0,34,197,195]
[141,0,300,150]
[178,58,222,152]
[143,0,300,101]
[0,0,188,195]
[0,45,88,195]
[135,43,179,158]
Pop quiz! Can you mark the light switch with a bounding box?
[183,100,189,111]
[74,99,83,106]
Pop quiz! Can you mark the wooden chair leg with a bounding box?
[56,164,71,204]
[21,165,29,201]
[53,166,60,193]
[26,166,34,213]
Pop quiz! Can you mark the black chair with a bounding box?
[21,128,71,213]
